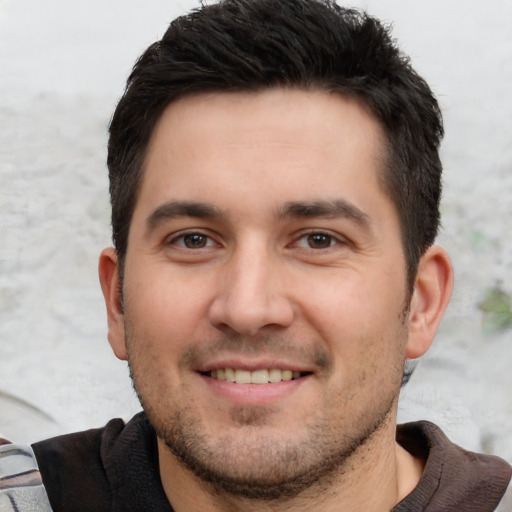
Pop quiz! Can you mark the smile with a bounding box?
[207,368,309,384]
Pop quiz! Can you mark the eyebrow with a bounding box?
[145,198,371,233]
[146,200,223,232]
[278,200,371,227]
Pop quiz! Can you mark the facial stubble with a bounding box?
[126,331,406,503]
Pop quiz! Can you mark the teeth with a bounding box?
[209,368,304,384]
[235,369,251,384]
[281,370,292,381]
[251,369,269,384]
[269,368,282,383]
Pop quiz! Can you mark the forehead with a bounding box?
[148,88,383,152]
[136,88,390,221]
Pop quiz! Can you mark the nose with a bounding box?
[208,245,295,336]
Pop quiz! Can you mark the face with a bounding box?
[110,89,413,498]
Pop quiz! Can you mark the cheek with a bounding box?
[300,272,407,360]
[299,275,372,335]
[125,264,212,332]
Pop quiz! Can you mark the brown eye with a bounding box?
[306,233,333,249]
[183,233,209,248]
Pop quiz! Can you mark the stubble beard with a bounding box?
[127,343,403,503]
[152,398,397,502]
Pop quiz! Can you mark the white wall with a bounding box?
[1,0,511,462]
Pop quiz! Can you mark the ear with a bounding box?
[98,247,127,361]
[406,245,453,359]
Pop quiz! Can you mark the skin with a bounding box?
[99,89,453,511]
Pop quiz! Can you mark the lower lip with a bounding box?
[198,373,309,405]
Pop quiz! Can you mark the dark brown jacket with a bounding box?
[31,413,512,511]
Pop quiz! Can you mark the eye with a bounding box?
[294,232,339,249]
[171,232,216,249]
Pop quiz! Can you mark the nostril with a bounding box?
[208,279,295,336]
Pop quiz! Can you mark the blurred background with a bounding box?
[1,0,511,461]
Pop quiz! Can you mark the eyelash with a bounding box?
[292,230,346,250]
[167,230,346,251]
[167,231,219,249]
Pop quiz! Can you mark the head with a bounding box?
[100,0,452,505]
[107,0,444,291]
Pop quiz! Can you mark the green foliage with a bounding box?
[479,285,512,333]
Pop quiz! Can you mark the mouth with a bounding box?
[201,368,312,384]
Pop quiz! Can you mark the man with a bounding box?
[1,0,510,510]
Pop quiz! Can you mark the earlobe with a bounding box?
[98,248,128,361]
[406,245,453,359]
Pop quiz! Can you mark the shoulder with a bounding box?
[32,416,126,467]
[31,415,135,512]
[30,412,167,512]
[395,421,512,511]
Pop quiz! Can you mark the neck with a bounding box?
[157,416,424,512]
